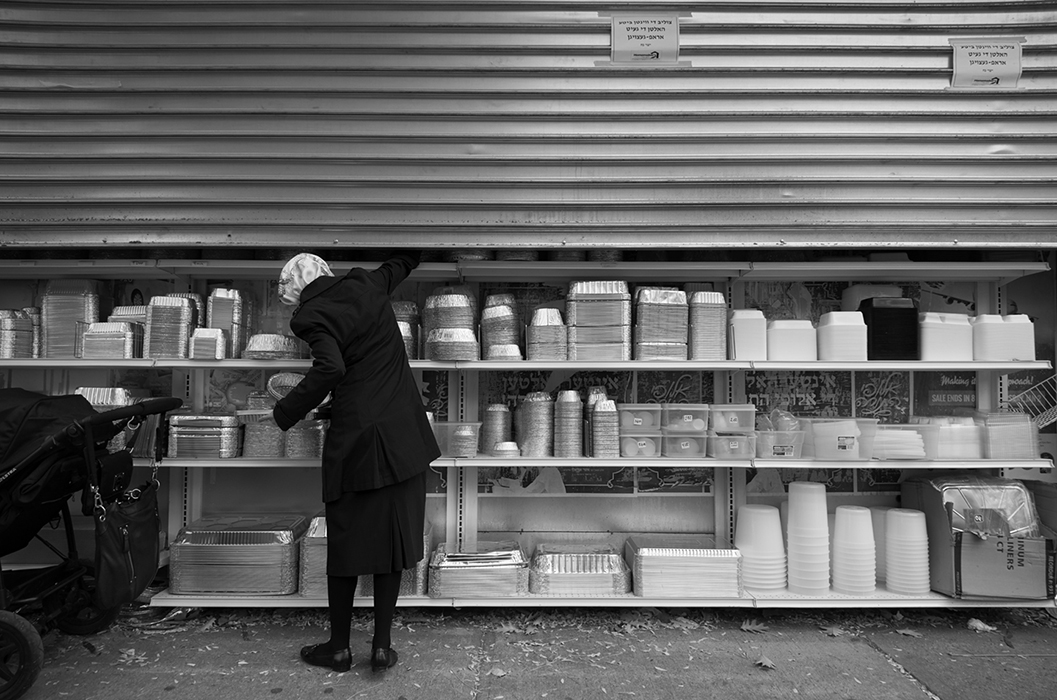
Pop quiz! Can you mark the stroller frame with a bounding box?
[0,391,182,700]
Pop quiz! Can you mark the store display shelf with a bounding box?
[459,457,738,469]
[157,259,458,281]
[752,459,1054,471]
[153,458,459,469]
[0,358,156,369]
[742,261,1050,285]
[147,590,1056,610]
[456,260,752,282]
[0,258,174,279]
[750,360,1051,372]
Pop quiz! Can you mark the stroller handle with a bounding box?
[82,397,184,428]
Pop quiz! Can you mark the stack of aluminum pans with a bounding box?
[244,333,306,360]
[242,420,285,458]
[516,391,554,457]
[78,321,143,359]
[144,296,195,358]
[42,279,100,358]
[392,301,420,359]
[109,305,148,326]
[553,389,584,458]
[689,291,728,361]
[285,419,325,458]
[566,280,630,361]
[170,513,308,595]
[634,288,688,360]
[480,403,512,456]
[591,399,620,458]
[0,310,35,359]
[167,413,242,458]
[23,307,41,358]
[74,386,151,451]
[624,534,742,598]
[526,307,567,361]
[189,328,227,360]
[207,288,245,359]
[529,542,631,596]
[428,541,529,598]
[166,293,204,327]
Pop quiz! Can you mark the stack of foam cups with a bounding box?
[735,504,787,591]
[884,508,930,595]
[830,505,876,595]
[870,506,892,583]
[785,481,830,595]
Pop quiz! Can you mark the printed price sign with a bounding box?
[950,38,1023,88]
[612,15,679,64]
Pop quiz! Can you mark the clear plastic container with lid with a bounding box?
[616,403,662,432]
[706,432,756,458]
[661,403,709,432]
[709,404,756,433]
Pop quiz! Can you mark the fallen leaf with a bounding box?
[741,619,769,633]
[967,618,997,633]
[820,625,846,637]
[754,654,776,669]
[896,629,923,638]
[488,667,508,677]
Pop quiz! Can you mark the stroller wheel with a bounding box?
[52,560,121,636]
[0,610,43,700]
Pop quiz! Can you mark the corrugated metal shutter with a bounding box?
[1,0,1055,250]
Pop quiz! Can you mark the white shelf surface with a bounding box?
[149,589,1056,610]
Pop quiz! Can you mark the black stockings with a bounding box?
[325,571,403,651]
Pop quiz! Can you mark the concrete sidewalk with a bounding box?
[19,604,1057,700]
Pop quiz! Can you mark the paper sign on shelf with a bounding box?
[949,37,1024,88]
[611,15,679,64]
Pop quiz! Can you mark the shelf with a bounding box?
[742,261,1050,286]
[456,260,751,283]
[153,458,458,469]
[148,589,1056,610]
[0,258,172,279]
[157,259,458,281]
[1,358,1047,373]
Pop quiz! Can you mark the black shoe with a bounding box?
[370,647,398,672]
[300,643,352,673]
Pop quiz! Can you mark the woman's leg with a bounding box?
[326,574,358,650]
[371,571,402,650]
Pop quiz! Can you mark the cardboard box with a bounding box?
[901,478,1056,600]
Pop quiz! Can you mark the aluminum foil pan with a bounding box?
[244,333,306,360]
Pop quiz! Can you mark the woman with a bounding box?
[271,251,440,673]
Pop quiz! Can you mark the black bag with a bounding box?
[85,418,161,610]
[93,479,161,609]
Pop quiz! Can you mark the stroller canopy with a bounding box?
[0,388,104,473]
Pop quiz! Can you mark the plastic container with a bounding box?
[661,403,709,432]
[971,314,1036,361]
[707,432,756,458]
[728,309,767,360]
[709,404,756,433]
[766,320,817,361]
[432,421,483,458]
[616,403,662,432]
[619,433,662,457]
[860,297,918,360]
[919,312,973,361]
[872,424,939,461]
[817,311,868,361]
[856,418,880,460]
[809,418,861,460]
[661,433,707,457]
[755,430,805,459]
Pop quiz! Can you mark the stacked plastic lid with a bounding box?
[78,321,143,359]
[566,280,631,361]
[634,288,688,360]
[0,309,36,359]
[980,412,1039,459]
[529,542,631,596]
[423,287,478,360]
[689,291,727,361]
[428,541,529,598]
[526,307,567,360]
[482,293,522,361]
[207,289,245,359]
[145,295,195,358]
[42,279,100,358]
[625,534,742,598]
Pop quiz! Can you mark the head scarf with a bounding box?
[278,253,334,306]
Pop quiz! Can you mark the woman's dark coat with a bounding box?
[272,253,440,501]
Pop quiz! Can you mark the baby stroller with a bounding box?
[0,388,182,700]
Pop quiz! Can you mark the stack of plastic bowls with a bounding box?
[830,506,876,595]
[884,508,930,595]
[870,506,892,583]
[735,504,786,591]
[786,481,830,595]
